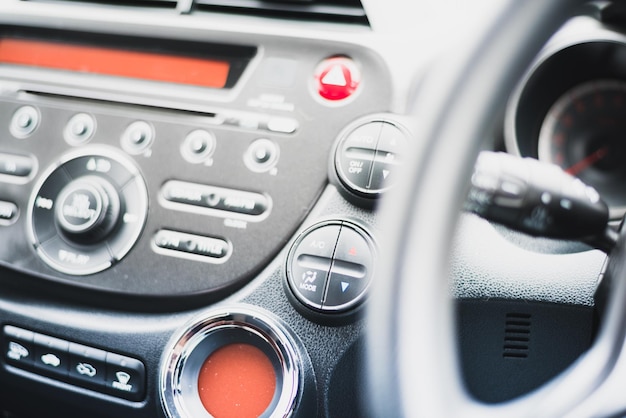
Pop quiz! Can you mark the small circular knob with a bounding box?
[55,176,120,242]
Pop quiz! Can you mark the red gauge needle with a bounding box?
[565,146,608,176]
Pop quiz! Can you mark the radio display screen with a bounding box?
[0,38,231,88]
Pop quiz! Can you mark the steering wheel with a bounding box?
[367,1,626,417]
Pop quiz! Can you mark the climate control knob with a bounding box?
[55,176,121,242]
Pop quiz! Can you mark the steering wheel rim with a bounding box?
[366,1,626,417]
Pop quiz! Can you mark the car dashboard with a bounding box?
[0,1,620,417]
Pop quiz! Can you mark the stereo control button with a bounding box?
[30,150,147,275]
[107,176,148,261]
[153,230,231,263]
[32,168,73,244]
[0,153,35,178]
[244,139,279,173]
[162,181,270,219]
[55,176,121,240]
[121,121,154,155]
[63,155,135,189]
[181,130,216,164]
[65,113,96,145]
[38,235,113,275]
[10,106,39,138]
[0,201,18,225]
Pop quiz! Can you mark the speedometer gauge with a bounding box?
[538,80,626,217]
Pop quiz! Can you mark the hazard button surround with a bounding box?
[285,220,376,318]
[313,56,361,102]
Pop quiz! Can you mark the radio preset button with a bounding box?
[181,130,216,164]
[65,113,96,145]
[107,176,148,261]
[244,139,279,173]
[63,155,135,190]
[10,106,39,138]
[121,121,154,155]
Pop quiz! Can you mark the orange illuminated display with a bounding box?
[197,343,277,418]
[0,38,230,88]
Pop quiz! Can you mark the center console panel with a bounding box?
[0,25,392,299]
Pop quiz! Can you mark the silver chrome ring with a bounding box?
[160,305,306,418]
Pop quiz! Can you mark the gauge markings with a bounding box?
[538,80,626,211]
[565,146,608,176]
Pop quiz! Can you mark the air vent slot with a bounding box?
[194,0,369,25]
[502,313,531,359]
[22,0,179,8]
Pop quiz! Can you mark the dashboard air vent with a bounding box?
[193,0,369,25]
[22,0,178,8]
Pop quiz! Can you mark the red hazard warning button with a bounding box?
[314,57,361,101]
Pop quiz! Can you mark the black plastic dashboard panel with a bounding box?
[0,26,392,299]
